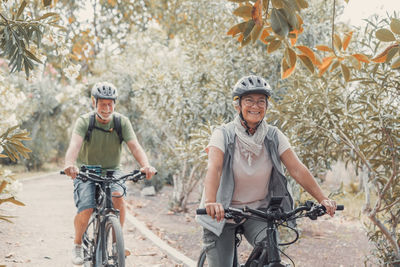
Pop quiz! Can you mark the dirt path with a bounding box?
[0,174,182,267]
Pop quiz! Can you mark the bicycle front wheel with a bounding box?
[104,215,125,267]
[197,250,207,267]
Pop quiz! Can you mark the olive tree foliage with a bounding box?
[268,15,399,266]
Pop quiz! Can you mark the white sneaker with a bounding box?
[72,244,84,265]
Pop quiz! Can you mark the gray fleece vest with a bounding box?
[196,121,294,236]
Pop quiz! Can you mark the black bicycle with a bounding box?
[196,197,344,267]
[61,166,147,267]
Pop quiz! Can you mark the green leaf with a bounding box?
[24,48,42,63]
[0,197,25,206]
[267,39,282,53]
[16,0,27,19]
[270,8,289,37]
[43,0,52,7]
[251,23,263,43]
[340,63,350,82]
[0,216,15,223]
[0,181,7,194]
[23,56,30,77]
[295,0,309,9]
[390,56,400,69]
[298,54,314,74]
[242,19,255,40]
[390,18,400,35]
[385,46,399,63]
[375,29,396,42]
[38,12,59,21]
[233,6,252,20]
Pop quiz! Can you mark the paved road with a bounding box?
[0,174,180,267]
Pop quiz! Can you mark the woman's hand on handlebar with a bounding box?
[63,165,79,179]
[140,166,157,180]
[320,198,337,217]
[205,202,225,222]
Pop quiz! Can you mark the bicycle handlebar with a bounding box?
[60,169,149,183]
[196,202,344,221]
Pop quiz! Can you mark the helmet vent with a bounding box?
[249,79,254,85]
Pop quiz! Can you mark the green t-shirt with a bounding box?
[73,112,137,170]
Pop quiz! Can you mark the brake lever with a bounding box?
[306,205,326,220]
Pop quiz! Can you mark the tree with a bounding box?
[268,14,399,266]
[0,0,62,77]
[224,0,400,83]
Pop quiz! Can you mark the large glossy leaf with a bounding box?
[270,8,289,37]
[375,29,396,42]
[390,56,400,68]
[390,18,400,35]
[267,39,282,53]
[342,31,353,51]
[340,63,350,82]
[298,54,314,74]
[251,23,263,43]
[233,5,252,20]
[227,21,249,36]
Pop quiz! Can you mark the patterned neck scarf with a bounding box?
[234,115,268,166]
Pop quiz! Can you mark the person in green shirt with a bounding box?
[63,81,157,265]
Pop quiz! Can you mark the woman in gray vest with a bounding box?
[195,75,337,267]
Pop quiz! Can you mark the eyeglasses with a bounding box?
[242,98,267,108]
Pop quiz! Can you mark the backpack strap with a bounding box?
[113,115,123,144]
[85,113,123,144]
[84,113,96,142]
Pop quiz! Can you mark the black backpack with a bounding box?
[84,113,123,144]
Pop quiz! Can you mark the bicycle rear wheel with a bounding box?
[104,215,125,267]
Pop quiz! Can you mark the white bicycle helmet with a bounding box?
[91,82,118,101]
[232,75,271,100]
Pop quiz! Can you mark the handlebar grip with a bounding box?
[320,204,344,211]
[60,171,65,175]
[196,208,207,215]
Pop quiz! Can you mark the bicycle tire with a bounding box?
[83,215,98,267]
[104,215,125,267]
[197,249,207,267]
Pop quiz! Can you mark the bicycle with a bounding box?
[196,196,344,267]
[61,165,147,267]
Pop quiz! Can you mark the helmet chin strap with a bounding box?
[239,112,262,136]
[96,112,113,121]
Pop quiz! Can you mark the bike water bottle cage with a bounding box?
[84,113,123,144]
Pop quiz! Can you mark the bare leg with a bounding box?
[112,194,125,227]
[74,208,93,244]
